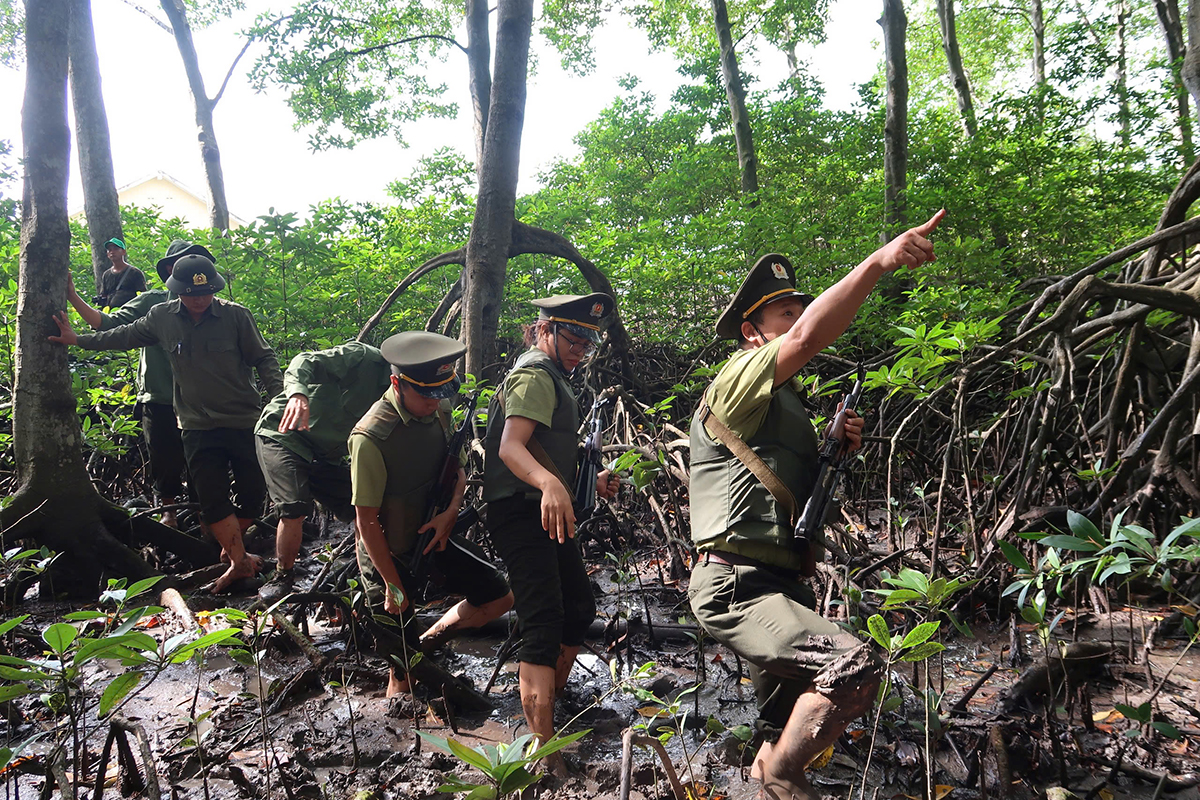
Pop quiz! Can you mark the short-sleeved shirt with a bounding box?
[76,297,283,430]
[100,266,147,308]
[99,289,173,405]
[256,342,392,464]
[501,366,559,428]
[706,337,793,440]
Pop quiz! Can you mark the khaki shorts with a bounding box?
[688,558,869,732]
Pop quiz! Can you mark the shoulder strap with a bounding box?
[351,397,401,442]
[496,389,573,494]
[696,390,799,526]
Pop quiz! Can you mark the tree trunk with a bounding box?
[1183,0,1200,115]
[159,0,230,233]
[1154,0,1195,163]
[711,0,758,196]
[1116,0,1131,150]
[14,0,157,595]
[462,0,532,379]
[67,0,123,294]
[880,0,908,240]
[465,0,491,183]
[935,0,976,137]
[1031,0,1046,87]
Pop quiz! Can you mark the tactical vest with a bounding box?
[689,380,819,552]
[351,393,449,556]
[482,348,580,502]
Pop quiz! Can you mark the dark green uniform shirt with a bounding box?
[99,288,174,405]
[255,342,392,463]
[77,297,283,430]
[349,389,462,557]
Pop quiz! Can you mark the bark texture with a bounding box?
[936,0,975,137]
[1154,0,1194,163]
[462,0,532,379]
[465,0,491,183]
[68,0,123,293]
[711,0,758,195]
[1184,0,1200,112]
[159,0,230,232]
[880,0,908,240]
[1031,0,1046,87]
[14,0,157,592]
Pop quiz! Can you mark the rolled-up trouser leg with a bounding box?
[487,496,595,668]
[688,559,880,734]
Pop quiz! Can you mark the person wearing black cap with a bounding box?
[65,240,214,527]
[481,293,620,765]
[688,210,945,800]
[97,237,147,308]
[349,331,513,697]
[51,254,284,594]
[254,341,394,603]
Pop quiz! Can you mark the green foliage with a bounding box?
[418,729,591,798]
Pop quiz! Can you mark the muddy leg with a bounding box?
[420,592,515,650]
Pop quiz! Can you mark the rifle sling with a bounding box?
[696,391,800,528]
[496,389,574,495]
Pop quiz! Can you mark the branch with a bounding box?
[322,34,468,66]
[117,0,172,32]
[211,34,257,108]
[356,249,465,341]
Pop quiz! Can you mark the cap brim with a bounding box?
[165,274,225,295]
[407,376,461,400]
[559,322,602,343]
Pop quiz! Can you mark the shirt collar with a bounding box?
[384,387,436,424]
[170,296,222,319]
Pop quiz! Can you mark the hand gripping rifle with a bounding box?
[574,386,620,522]
[794,367,865,575]
[410,392,480,583]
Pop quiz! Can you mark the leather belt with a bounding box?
[701,550,800,579]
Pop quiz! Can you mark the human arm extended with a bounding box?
[498,415,576,543]
[278,343,372,432]
[419,466,467,555]
[773,209,945,385]
[65,274,103,330]
[355,506,409,614]
[49,307,160,350]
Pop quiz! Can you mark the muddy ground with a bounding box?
[3,523,1200,800]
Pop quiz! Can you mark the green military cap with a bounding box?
[105,237,126,250]
[380,331,466,399]
[531,292,615,343]
[156,240,216,284]
[165,254,226,296]
[714,254,815,340]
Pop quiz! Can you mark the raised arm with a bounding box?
[774,209,945,386]
[65,274,103,330]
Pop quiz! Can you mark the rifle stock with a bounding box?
[794,368,865,576]
[574,386,620,520]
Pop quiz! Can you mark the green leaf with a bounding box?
[998,541,1031,572]
[728,724,752,742]
[900,621,940,649]
[1115,702,1151,723]
[900,642,946,662]
[525,728,591,761]
[1020,606,1043,625]
[168,629,242,663]
[463,786,499,800]
[0,685,31,703]
[124,577,164,601]
[866,615,890,649]
[1152,721,1182,740]
[1066,510,1102,544]
[496,766,541,795]
[445,738,492,772]
[42,623,77,654]
[99,672,142,716]
[880,589,923,607]
[0,616,29,638]
[1037,535,1099,552]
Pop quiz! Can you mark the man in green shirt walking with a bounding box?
[65,240,212,528]
[688,210,945,800]
[51,255,283,593]
[350,331,512,697]
[255,341,393,602]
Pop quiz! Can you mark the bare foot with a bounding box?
[760,767,818,800]
[751,741,773,782]
[209,554,264,594]
[539,754,569,779]
[160,510,178,529]
[387,669,410,698]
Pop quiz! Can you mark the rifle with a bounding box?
[574,386,620,522]
[794,366,865,576]
[410,392,479,582]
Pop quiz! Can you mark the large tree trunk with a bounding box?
[462,0,532,379]
[1031,0,1046,87]
[67,0,123,294]
[880,0,908,240]
[936,0,976,137]
[465,0,491,183]
[13,0,157,595]
[159,0,230,232]
[711,0,758,196]
[1183,0,1200,114]
[1154,0,1195,163]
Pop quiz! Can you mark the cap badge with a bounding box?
[770,262,788,280]
[590,302,604,318]
[192,273,208,286]
[436,362,454,375]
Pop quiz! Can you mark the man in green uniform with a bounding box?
[255,341,393,602]
[350,330,513,697]
[688,210,945,800]
[65,240,212,528]
[51,255,283,594]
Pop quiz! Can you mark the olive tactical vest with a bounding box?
[351,394,450,556]
[689,380,820,551]
[483,348,580,502]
